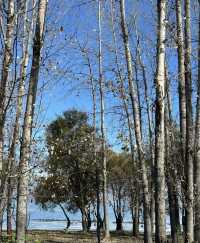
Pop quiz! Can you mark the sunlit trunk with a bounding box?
[16,1,47,242]
[154,0,166,242]
[119,0,152,242]
[98,0,110,239]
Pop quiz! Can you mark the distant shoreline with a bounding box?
[31,219,133,224]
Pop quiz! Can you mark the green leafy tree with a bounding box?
[35,110,97,232]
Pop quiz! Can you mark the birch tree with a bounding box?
[119,0,152,242]
[81,47,101,242]
[0,0,15,234]
[6,1,34,237]
[16,0,47,242]
[154,0,167,242]
[133,21,155,233]
[0,0,15,173]
[176,0,186,179]
[98,0,110,239]
[184,0,194,242]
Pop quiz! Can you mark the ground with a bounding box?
[2,231,144,243]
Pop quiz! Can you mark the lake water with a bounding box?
[27,202,134,231]
[2,201,171,232]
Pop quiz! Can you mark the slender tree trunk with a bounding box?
[90,62,101,241]
[167,180,180,243]
[81,208,87,233]
[119,1,152,242]
[98,0,110,239]
[83,49,101,242]
[132,191,139,237]
[0,1,31,234]
[86,207,92,231]
[7,179,13,239]
[135,27,155,233]
[194,1,200,241]
[184,0,194,242]
[116,213,123,232]
[16,1,47,242]
[59,204,70,229]
[134,61,143,138]
[7,1,31,238]
[176,0,187,178]
[109,3,139,235]
[154,1,166,242]
[165,99,180,243]
[0,0,15,224]
[175,0,187,231]
[165,71,181,243]
[0,0,15,172]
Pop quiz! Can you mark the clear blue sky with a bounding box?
[35,0,199,151]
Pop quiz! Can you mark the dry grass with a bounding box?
[2,231,182,243]
[25,230,144,243]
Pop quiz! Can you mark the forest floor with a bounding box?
[2,230,144,243]
[2,230,181,242]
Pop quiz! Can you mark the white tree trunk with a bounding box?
[154,0,166,242]
[119,0,152,242]
[16,1,47,242]
[7,1,32,237]
[98,0,110,239]
[0,0,15,171]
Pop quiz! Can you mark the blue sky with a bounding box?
[34,0,200,152]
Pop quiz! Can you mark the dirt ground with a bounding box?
[25,230,144,243]
[3,230,179,242]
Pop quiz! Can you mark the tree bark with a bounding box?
[167,179,181,243]
[16,1,47,242]
[116,213,123,232]
[176,0,187,178]
[0,0,15,171]
[59,204,70,230]
[98,0,110,239]
[184,0,194,242]
[119,0,152,242]
[175,0,187,231]
[110,0,140,236]
[194,1,200,241]
[7,1,32,238]
[7,179,13,240]
[135,25,155,234]
[132,192,139,237]
[82,48,101,242]
[154,0,166,242]
[165,70,181,243]
[81,208,87,233]
[0,1,15,222]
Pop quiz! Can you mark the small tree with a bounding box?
[108,152,129,232]
[35,175,73,229]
